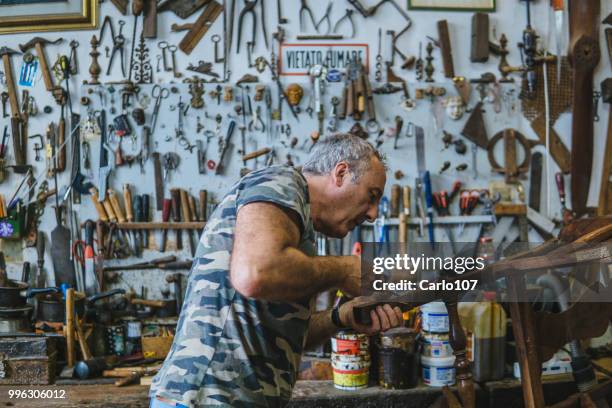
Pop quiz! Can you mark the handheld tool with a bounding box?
[170,189,183,250]
[159,199,172,252]
[18,37,63,92]
[180,189,195,256]
[83,220,100,295]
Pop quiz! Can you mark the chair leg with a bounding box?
[508,275,545,408]
[445,299,475,408]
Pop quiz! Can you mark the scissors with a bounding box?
[151,85,169,133]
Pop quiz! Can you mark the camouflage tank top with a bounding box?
[150,165,316,407]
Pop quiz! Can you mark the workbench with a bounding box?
[0,376,579,408]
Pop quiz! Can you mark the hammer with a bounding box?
[0,47,21,118]
[18,37,63,92]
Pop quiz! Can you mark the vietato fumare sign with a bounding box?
[279,43,370,76]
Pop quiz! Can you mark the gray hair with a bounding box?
[302,133,385,182]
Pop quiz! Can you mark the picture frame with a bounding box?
[407,0,495,12]
[0,0,98,35]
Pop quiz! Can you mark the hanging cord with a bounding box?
[543,56,552,218]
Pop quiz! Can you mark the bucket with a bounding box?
[422,331,453,357]
[332,353,370,390]
[421,355,456,387]
[420,301,449,333]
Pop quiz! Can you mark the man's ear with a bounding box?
[333,161,350,187]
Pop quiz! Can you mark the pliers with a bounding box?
[237,0,257,54]
[248,106,265,132]
[299,0,318,32]
[106,20,126,76]
[315,2,333,35]
[333,9,356,38]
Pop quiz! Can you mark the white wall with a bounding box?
[0,0,609,297]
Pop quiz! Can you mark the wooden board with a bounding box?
[178,1,223,55]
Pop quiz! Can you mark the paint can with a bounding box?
[378,327,418,389]
[331,353,370,390]
[105,325,125,356]
[331,331,369,355]
[331,331,370,390]
[420,301,449,333]
[422,331,453,357]
[421,355,456,387]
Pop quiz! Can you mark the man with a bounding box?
[150,134,403,408]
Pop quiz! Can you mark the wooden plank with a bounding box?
[437,20,455,78]
[178,1,223,55]
[598,105,612,216]
[470,13,489,62]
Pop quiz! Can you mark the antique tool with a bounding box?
[170,189,183,250]
[87,36,102,85]
[159,199,172,252]
[315,1,333,34]
[237,0,257,53]
[142,194,150,249]
[97,111,113,202]
[157,0,210,18]
[333,9,355,38]
[255,57,299,121]
[180,189,195,256]
[150,84,169,133]
[487,129,539,184]
[414,125,434,243]
[555,172,572,225]
[107,20,127,77]
[520,56,572,173]
[529,152,543,212]
[424,42,434,82]
[215,120,236,175]
[432,20,454,78]
[66,288,76,368]
[471,13,489,62]
[299,0,317,32]
[110,0,128,14]
[569,0,601,216]
[598,78,612,216]
[178,1,223,55]
[199,190,207,221]
[0,47,26,168]
[18,37,63,92]
[128,0,145,82]
[461,102,488,149]
[550,0,565,82]
[144,0,158,38]
[152,152,163,210]
[123,184,138,254]
[83,220,100,295]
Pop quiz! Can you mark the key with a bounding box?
[168,45,181,78]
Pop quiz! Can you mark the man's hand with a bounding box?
[338,256,362,298]
[338,297,403,336]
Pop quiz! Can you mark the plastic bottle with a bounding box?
[458,291,506,381]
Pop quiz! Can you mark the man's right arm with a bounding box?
[230,201,361,302]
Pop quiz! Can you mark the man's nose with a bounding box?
[366,204,378,222]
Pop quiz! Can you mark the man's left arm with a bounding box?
[305,299,404,349]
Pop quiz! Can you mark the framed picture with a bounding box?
[408,0,495,12]
[0,0,98,34]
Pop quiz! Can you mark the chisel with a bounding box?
[170,189,183,250]
[159,199,171,252]
[180,189,195,256]
[123,184,137,255]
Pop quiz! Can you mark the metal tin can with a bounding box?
[105,325,125,356]
[378,327,419,389]
[331,353,370,390]
[331,331,369,355]
[422,331,453,357]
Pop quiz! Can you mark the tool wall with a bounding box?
[0,0,609,297]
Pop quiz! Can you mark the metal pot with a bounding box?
[0,280,29,308]
[0,280,58,308]
[37,289,126,322]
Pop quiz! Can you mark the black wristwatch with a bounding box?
[331,305,349,329]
